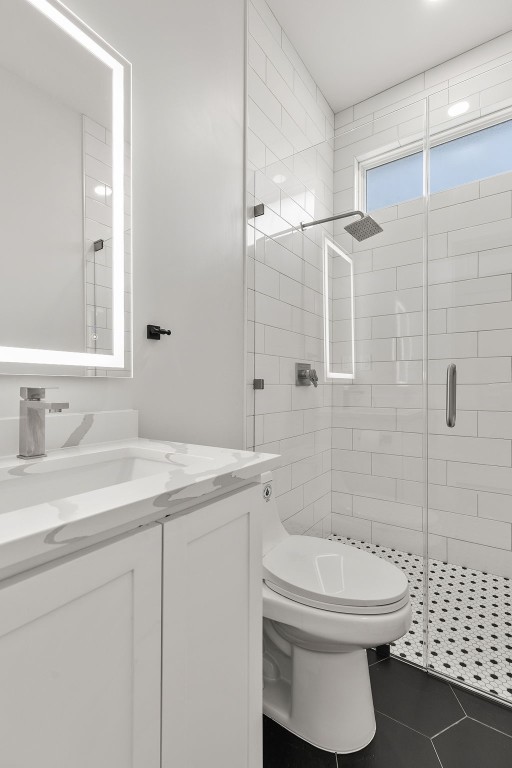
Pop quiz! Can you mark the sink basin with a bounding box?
[0,444,215,514]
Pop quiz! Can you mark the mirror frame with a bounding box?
[0,0,131,372]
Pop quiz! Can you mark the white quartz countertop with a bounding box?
[0,438,280,575]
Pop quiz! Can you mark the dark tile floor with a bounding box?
[263,652,512,768]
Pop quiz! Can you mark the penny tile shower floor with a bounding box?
[330,535,512,704]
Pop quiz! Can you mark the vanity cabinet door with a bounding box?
[0,525,162,768]
[161,484,263,768]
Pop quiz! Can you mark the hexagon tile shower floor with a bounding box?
[330,535,512,703]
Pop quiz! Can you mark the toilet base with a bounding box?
[263,640,376,754]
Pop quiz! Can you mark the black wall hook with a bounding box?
[147,324,172,340]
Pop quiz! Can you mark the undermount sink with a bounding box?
[0,444,216,515]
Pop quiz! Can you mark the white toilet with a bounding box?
[261,474,412,755]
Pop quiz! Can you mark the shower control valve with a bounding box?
[295,363,319,388]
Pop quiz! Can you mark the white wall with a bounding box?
[332,33,512,577]
[0,0,246,450]
[247,0,335,536]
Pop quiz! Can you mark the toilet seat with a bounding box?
[263,536,409,615]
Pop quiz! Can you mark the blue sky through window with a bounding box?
[366,152,423,211]
[431,120,512,193]
[366,119,512,212]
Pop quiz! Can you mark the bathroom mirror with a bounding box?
[323,236,355,380]
[0,0,132,377]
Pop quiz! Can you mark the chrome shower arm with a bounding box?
[300,210,364,231]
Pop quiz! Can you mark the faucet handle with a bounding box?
[20,387,45,401]
[20,386,58,401]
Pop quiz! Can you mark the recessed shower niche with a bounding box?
[0,0,132,377]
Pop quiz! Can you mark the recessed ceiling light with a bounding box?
[447,101,470,118]
[272,174,287,184]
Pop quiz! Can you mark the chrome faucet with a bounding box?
[18,387,69,459]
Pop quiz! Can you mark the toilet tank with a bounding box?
[261,472,288,556]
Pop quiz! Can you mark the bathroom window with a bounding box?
[365,118,512,212]
[366,151,423,211]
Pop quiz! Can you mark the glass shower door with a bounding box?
[329,103,429,667]
[426,60,512,703]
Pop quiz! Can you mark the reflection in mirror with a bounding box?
[323,237,354,380]
[0,0,131,376]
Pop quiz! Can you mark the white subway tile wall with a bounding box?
[247,10,512,571]
[331,40,512,577]
[247,0,334,536]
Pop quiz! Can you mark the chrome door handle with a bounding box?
[446,363,456,428]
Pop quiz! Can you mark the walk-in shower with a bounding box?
[248,51,512,708]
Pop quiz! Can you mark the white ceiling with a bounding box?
[265,0,512,112]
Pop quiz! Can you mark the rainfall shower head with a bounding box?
[300,209,383,242]
[344,214,383,242]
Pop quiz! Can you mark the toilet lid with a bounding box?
[263,536,409,613]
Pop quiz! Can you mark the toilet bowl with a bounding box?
[260,473,412,754]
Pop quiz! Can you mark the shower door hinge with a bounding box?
[253,203,265,218]
[253,378,265,390]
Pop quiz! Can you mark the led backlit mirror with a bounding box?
[0,0,131,376]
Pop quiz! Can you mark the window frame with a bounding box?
[357,105,512,213]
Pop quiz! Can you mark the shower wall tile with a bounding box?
[352,496,423,531]
[428,483,478,516]
[447,301,512,333]
[428,408,478,437]
[331,449,372,474]
[447,539,512,579]
[478,329,512,357]
[428,192,511,235]
[447,462,512,495]
[478,491,512,524]
[247,0,334,535]
[331,512,373,541]
[262,410,303,443]
[332,471,396,500]
[329,35,512,575]
[372,454,423,482]
[430,508,511,550]
[332,406,396,431]
[369,522,424,556]
[448,218,512,257]
[479,245,512,277]
[429,275,512,310]
[478,411,512,439]
[430,182,480,210]
[353,429,423,457]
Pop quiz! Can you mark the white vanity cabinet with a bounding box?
[0,478,266,768]
[161,483,263,768]
[0,525,162,768]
